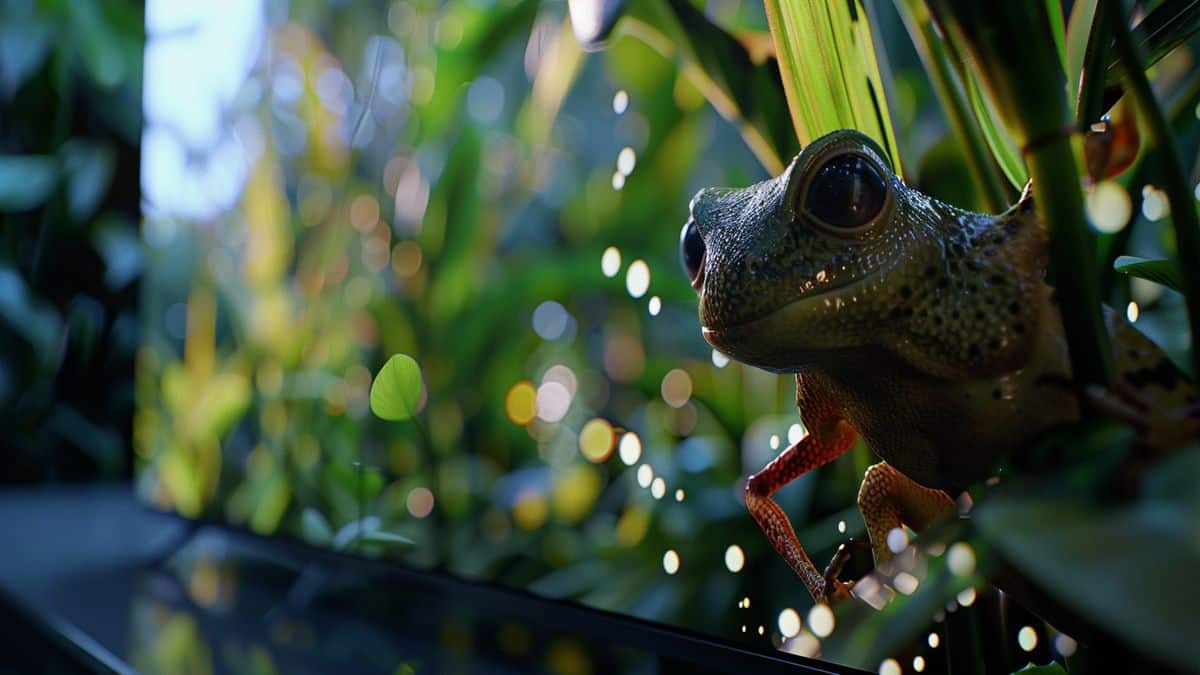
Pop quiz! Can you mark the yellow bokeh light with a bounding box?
[778,608,801,638]
[808,604,834,638]
[578,418,616,463]
[1018,626,1038,652]
[513,490,547,530]
[505,381,537,425]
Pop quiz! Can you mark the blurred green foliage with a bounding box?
[0,0,142,481]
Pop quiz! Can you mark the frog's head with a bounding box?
[681,129,1041,376]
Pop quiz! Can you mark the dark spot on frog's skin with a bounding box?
[1124,358,1181,391]
[933,316,944,326]
[950,243,965,257]
[988,338,1001,350]
[975,311,985,321]
[1128,348,1141,360]
[1021,199,1035,214]
[938,278,949,289]
[890,307,904,319]
[992,388,1003,400]
[1014,322,1025,334]
[925,266,937,278]
[992,236,1005,246]
[1009,302,1021,315]
[900,286,912,299]
[991,275,1006,286]
[1006,220,1021,234]
[951,310,960,320]
[969,344,981,358]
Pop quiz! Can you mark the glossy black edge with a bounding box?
[136,498,866,674]
[0,585,136,675]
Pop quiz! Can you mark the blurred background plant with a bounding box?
[4,0,1200,673]
[0,0,142,481]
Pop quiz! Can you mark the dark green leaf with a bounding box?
[0,155,58,212]
[1014,662,1068,674]
[370,354,423,421]
[963,71,1028,188]
[1104,0,1200,87]
[1113,255,1183,292]
[976,498,1200,673]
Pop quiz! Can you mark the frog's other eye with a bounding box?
[680,216,705,288]
[803,154,888,231]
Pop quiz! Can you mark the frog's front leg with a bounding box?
[744,418,856,602]
[856,461,956,567]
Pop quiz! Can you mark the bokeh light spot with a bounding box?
[725,545,745,573]
[661,368,693,408]
[878,658,901,675]
[636,463,654,488]
[808,604,834,638]
[663,549,680,575]
[778,608,801,638]
[579,418,615,463]
[532,301,570,340]
[505,381,537,425]
[406,487,434,518]
[648,295,661,316]
[536,381,572,423]
[619,433,642,465]
[601,246,621,277]
[613,89,629,114]
[617,147,636,176]
[1126,301,1139,323]
[711,350,729,368]
[1085,180,1131,233]
[1018,625,1038,652]
[650,476,666,499]
[626,260,650,298]
[947,542,976,577]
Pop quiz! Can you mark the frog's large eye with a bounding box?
[803,154,888,230]
[680,216,705,288]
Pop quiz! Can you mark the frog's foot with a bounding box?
[1085,384,1200,450]
[821,538,872,604]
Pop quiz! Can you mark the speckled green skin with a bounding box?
[691,130,1191,492]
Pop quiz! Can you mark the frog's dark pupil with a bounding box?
[680,216,705,283]
[804,155,887,229]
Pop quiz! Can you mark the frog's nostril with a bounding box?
[680,216,706,289]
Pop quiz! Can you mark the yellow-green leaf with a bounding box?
[370,353,423,421]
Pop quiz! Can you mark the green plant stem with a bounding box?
[894,0,1008,212]
[1076,0,1111,125]
[1106,0,1200,376]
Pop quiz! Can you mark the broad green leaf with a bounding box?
[0,155,57,212]
[976,498,1200,673]
[1113,255,1183,292]
[964,71,1029,188]
[300,508,334,546]
[370,353,423,421]
[357,530,416,549]
[1065,0,1099,112]
[763,0,902,172]
[1045,0,1068,76]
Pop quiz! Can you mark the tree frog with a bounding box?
[680,129,1197,603]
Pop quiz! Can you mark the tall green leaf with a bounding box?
[763,0,902,172]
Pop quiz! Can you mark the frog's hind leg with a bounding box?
[745,419,856,602]
[856,462,956,568]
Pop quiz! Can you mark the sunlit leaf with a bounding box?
[250,474,291,535]
[1113,255,1183,292]
[1104,0,1200,87]
[763,0,902,172]
[370,354,423,421]
[357,530,416,549]
[964,71,1029,189]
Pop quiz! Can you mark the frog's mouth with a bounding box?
[700,272,885,372]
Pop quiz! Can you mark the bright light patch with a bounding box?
[1142,185,1169,221]
[947,542,976,577]
[612,90,629,114]
[928,632,940,648]
[838,520,847,534]
[1126,301,1139,323]
[725,545,745,573]
[579,418,615,463]
[878,658,901,675]
[956,586,977,607]
[787,631,820,658]
[626,260,650,298]
[535,381,571,422]
[663,549,680,574]
[1085,180,1131,233]
[648,296,661,316]
[787,423,804,444]
[636,463,654,488]
[711,350,730,368]
[675,488,685,502]
[807,604,834,638]
[778,608,801,638]
[650,477,666,499]
[619,433,642,465]
[612,171,625,190]
[601,247,621,277]
[617,147,636,176]
[887,527,909,554]
[1018,626,1038,652]
[893,572,919,595]
[505,381,537,425]
[913,656,926,672]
